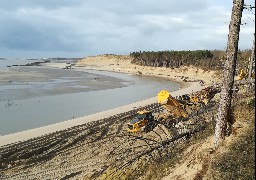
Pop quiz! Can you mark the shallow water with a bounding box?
[0,58,43,70]
[0,65,180,135]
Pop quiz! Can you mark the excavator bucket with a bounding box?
[157,90,188,118]
[157,90,170,104]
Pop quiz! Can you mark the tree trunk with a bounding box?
[214,0,244,148]
[248,33,255,80]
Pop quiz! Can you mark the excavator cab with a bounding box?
[127,110,155,133]
[181,94,190,101]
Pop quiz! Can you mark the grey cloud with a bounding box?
[83,0,209,16]
[0,0,254,58]
[0,0,82,10]
[0,20,83,52]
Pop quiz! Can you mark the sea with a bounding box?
[0,58,181,136]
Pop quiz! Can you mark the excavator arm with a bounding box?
[157,90,188,118]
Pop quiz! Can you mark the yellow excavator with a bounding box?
[157,90,188,118]
[127,110,157,133]
[238,68,255,80]
[238,69,247,80]
[190,86,220,106]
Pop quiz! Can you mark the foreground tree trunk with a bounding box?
[214,0,244,148]
[248,33,255,80]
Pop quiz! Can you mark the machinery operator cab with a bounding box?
[127,111,154,133]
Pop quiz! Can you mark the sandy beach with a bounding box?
[0,55,220,146]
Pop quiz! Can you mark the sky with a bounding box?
[0,0,255,58]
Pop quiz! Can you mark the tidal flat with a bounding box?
[0,65,180,135]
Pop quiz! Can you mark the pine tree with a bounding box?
[214,0,244,148]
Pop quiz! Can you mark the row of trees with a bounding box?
[129,49,252,71]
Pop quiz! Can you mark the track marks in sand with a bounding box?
[0,102,217,179]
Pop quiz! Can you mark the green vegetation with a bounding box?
[130,49,252,71]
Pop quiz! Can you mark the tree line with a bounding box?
[130,49,252,71]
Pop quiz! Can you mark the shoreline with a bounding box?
[79,66,191,90]
[0,56,216,147]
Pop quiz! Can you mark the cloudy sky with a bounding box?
[0,0,255,58]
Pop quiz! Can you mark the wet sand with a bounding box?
[0,65,182,136]
[0,66,126,101]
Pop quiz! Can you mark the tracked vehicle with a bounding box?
[127,110,157,133]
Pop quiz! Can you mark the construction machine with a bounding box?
[157,90,188,118]
[238,68,255,80]
[238,69,247,80]
[190,86,219,106]
[127,110,157,133]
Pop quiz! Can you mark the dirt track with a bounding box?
[0,99,219,180]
